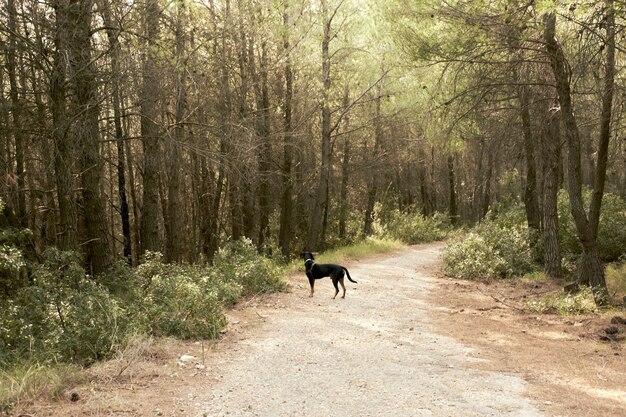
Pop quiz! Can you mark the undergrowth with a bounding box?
[0,362,83,413]
[526,287,598,315]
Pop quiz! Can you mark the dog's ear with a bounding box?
[299,252,305,258]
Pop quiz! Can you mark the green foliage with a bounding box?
[213,239,287,295]
[0,245,25,275]
[558,190,626,262]
[142,267,226,340]
[0,362,83,413]
[0,198,30,295]
[443,232,507,279]
[606,262,626,299]
[1,249,130,365]
[1,240,287,368]
[443,205,535,279]
[526,287,597,315]
[372,203,450,244]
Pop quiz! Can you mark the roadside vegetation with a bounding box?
[0,204,447,412]
[443,191,626,314]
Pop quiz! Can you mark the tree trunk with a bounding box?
[417,140,431,216]
[139,0,162,256]
[448,155,458,225]
[166,1,187,263]
[542,107,562,278]
[481,148,493,220]
[51,0,78,251]
[67,0,110,275]
[544,12,610,304]
[307,0,332,250]
[6,0,26,227]
[364,88,383,237]
[338,85,351,241]
[279,6,295,257]
[519,84,541,251]
[98,0,131,262]
[255,42,272,251]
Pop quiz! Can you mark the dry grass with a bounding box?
[606,262,626,302]
[285,237,404,274]
[0,362,83,413]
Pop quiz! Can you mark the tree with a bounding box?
[543,4,614,304]
[98,0,132,262]
[279,2,295,257]
[139,0,162,255]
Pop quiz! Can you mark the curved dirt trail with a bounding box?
[193,244,544,417]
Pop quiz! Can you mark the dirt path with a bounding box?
[25,242,624,417]
[189,243,543,417]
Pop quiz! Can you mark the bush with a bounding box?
[606,262,626,300]
[1,240,288,368]
[558,190,626,262]
[143,271,226,339]
[443,205,535,279]
[212,239,287,295]
[0,199,30,295]
[526,287,597,315]
[138,240,286,339]
[1,249,130,365]
[138,253,227,340]
[373,203,449,244]
[443,233,508,279]
[0,362,83,413]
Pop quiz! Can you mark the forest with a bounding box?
[1,0,626,402]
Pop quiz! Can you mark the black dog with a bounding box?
[300,251,357,299]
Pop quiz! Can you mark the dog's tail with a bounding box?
[343,267,357,283]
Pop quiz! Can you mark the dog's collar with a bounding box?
[304,259,315,266]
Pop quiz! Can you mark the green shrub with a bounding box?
[443,205,535,279]
[0,362,83,413]
[1,249,131,365]
[55,281,128,363]
[213,239,287,295]
[558,190,626,262]
[139,254,227,340]
[443,232,507,279]
[606,262,626,299]
[1,240,288,369]
[526,286,597,315]
[373,203,449,244]
[0,199,30,294]
[144,273,226,339]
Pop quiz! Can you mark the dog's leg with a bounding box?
[332,276,340,299]
[307,274,315,297]
[339,276,346,298]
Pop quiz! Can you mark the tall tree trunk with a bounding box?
[417,140,431,216]
[542,107,562,278]
[279,6,294,257]
[364,88,383,237]
[544,12,610,304]
[481,148,493,220]
[338,84,350,240]
[67,0,110,275]
[98,0,131,262]
[166,0,187,263]
[140,0,162,256]
[26,24,58,248]
[518,84,541,251]
[51,0,78,251]
[448,155,458,226]
[256,42,271,251]
[6,0,26,227]
[307,0,332,250]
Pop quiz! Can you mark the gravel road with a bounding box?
[194,244,544,417]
